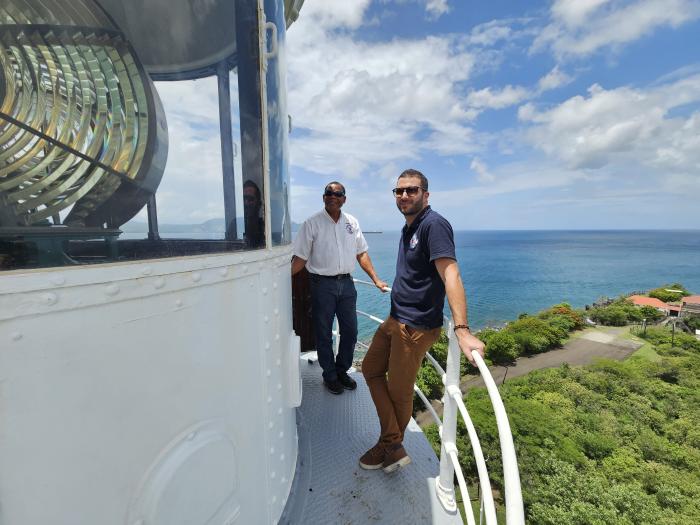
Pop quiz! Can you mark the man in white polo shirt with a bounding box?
[292,182,387,394]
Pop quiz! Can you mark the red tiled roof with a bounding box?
[628,295,669,309]
[682,295,700,305]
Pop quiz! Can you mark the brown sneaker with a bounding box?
[359,443,385,470]
[382,444,411,473]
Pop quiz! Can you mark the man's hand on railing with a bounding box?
[456,330,486,365]
[374,278,389,292]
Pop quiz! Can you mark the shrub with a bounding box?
[415,364,442,401]
[485,331,520,363]
[639,305,664,322]
[649,283,690,303]
[590,305,629,326]
[685,316,700,331]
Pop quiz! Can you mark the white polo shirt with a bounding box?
[293,209,369,276]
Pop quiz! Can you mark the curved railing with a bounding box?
[344,279,525,525]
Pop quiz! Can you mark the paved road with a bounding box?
[460,331,641,390]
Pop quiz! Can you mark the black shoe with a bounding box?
[337,371,357,390]
[324,379,344,395]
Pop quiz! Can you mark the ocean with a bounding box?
[353,230,700,344]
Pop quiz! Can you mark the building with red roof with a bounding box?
[681,295,700,318]
[628,295,670,314]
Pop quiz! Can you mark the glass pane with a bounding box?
[0,0,274,270]
[265,0,292,246]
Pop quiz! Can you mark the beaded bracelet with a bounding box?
[453,324,470,332]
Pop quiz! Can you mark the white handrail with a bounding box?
[448,447,476,525]
[413,384,443,430]
[356,309,385,325]
[448,385,497,525]
[471,352,525,524]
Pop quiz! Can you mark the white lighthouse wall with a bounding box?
[0,247,299,525]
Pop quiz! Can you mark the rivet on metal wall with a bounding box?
[276,358,281,366]
[266,369,272,377]
[264,315,269,323]
[262,287,268,295]
[41,292,58,306]
[219,267,228,277]
[141,267,152,276]
[277,407,282,415]
[267,396,272,404]
[243,265,248,273]
[273,282,278,289]
[11,332,22,342]
[275,333,280,341]
[270,471,276,479]
[270,446,275,455]
[187,432,197,441]
[279,431,284,439]
[104,284,120,296]
[276,383,282,391]
[268,421,275,429]
[153,277,165,289]
[280,454,285,462]
[191,272,202,282]
[265,342,271,350]
[274,308,279,316]
[281,476,287,484]
[175,299,183,307]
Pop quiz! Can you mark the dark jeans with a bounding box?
[309,274,358,381]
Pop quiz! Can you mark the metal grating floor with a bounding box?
[280,359,463,524]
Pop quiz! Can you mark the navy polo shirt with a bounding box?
[390,206,456,329]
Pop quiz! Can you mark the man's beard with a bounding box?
[397,200,424,217]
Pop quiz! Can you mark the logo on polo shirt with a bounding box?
[410,233,418,249]
[345,222,354,234]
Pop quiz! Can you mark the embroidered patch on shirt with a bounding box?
[410,232,419,249]
[345,222,354,234]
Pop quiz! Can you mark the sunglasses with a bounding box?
[392,186,424,197]
[324,190,345,197]
[243,195,257,202]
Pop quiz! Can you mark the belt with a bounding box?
[312,273,351,280]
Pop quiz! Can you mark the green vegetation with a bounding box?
[425,325,700,524]
[414,303,584,412]
[686,316,700,332]
[589,298,645,326]
[648,283,691,303]
[588,298,663,325]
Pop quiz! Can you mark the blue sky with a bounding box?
[285,0,700,230]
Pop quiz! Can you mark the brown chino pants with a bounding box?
[362,316,441,447]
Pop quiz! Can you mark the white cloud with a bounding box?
[425,0,450,19]
[466,85,530,109]
[537,65,572,92]
[468,21,512,46]
[518,75,700,177]
[470,157,494,182]
[300,0,372,29]
[533,0,700,58]
[551,0,612,27]
[286,3,477,179]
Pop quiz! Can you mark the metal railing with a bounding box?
[342,279,525,525]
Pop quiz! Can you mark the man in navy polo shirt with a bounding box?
[360,169,485,473]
